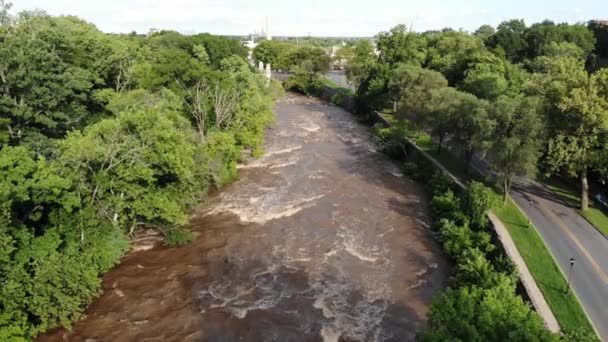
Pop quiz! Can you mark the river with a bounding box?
[39,93,449,342]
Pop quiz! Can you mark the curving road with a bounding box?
[511,180,608,340]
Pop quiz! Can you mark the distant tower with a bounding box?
[266,16,272,41]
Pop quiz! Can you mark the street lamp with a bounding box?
[565,257,575,293]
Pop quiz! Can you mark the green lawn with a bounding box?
[544,178,608,238]
[494,199,595,334]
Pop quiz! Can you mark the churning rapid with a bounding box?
[39,93,449,342]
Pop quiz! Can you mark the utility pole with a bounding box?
[565,257,575,293]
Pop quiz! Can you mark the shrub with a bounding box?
[464,181,498,229]
[428,172,454,196]
[163,227,194,247]
[431,190,466,224]
[439,219,495,258]
[331,93,343,106]
[455,248,512,288]
[421,283,554,342]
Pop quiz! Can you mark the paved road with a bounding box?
[463,146,608,339]
[511,180,608,340]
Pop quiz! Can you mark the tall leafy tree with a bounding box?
[488,96,544,203]
[450,92,494,173]
[487,19,528,62]
[545,69,608,210]
[376,25,427,67]
[388,64,447,125]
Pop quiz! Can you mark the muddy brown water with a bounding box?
[39,93,449,342]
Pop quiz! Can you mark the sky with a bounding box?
[10,0,608,37]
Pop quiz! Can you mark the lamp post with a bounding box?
[565,257,575,293]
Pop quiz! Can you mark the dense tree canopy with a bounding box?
[0,6,279,339]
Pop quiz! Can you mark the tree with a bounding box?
[333,45,354,68]
[346,39,375,88]
[545,70,608,210]
[425,87,460,154]
[425,30,486,85]
[455,248,509,288]
[487,19,528,62]
[460,52,529,100]
[488,96,543,203]
[388,64,447,124]
[193,44,211,66]
[58,93,200,234]
[450,91,495,172]
[376,25,427,67]
[463,181,497,229]
[189,33,247,68]
[0,14,114,149]
[252,40,294,70]
[524,21,595,60]
[421,283,554,341]
[474,24,495,42]
[588,21,608,59]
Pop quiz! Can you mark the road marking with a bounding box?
[534,198,608,284]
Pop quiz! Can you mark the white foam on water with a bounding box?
[269,161,297,169]
[207,194,325,224]
[344,241,379,263]
[314,296,335,319]
[416,218,430,229]
[389,170,403,177]
[264,145,302,157]
[320,325,341,342]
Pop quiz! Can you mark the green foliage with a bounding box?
[163,227,194,247]
[377,25,427,67]
[428,172,453,196]
[0,8,276,339]
[487,19,529,62]
[464,181,497,229]
[431,190,466,224]
[524,21,595,60]
[455,248,512,288]
[422,282,555,342]
[389,64,447,125]
[438,219,494,258]
[488,95,543,202]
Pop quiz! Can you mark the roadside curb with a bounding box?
[404,135,561,333]
[487,210,561,333]
[510,195,602,339]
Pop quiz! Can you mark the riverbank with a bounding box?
[38,93,449,341]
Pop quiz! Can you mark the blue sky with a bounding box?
[11,0,608,36]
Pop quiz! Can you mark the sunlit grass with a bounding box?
[494,199,594,333]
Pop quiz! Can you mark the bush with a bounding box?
[163,227,194,247]
[331,93,343,106]
[455,248,512,288]
[439,219,494,258]
[421,283,555,342]
[431,190,467,224]
[428,172,454,196]
[464,181,498,229]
